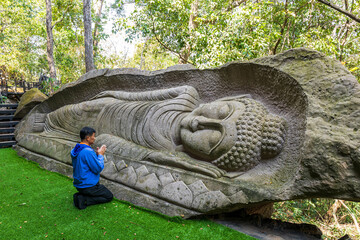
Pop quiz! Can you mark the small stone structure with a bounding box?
[14,48,360,217]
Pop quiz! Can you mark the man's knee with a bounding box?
[103,187,113,201]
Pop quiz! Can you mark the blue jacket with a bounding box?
[71,143,104,188]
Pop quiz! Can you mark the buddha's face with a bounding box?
[180,100,246,161]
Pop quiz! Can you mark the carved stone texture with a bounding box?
[14,88,48,119]
[252,48,360,201]
[14,48,359,218]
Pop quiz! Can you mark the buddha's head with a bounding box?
[180,96,286,172]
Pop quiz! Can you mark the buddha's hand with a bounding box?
[145,152,226,178]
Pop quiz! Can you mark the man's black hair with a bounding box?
[80,127,96,141]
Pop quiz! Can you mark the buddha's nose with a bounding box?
[190,116,222,132]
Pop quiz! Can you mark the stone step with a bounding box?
[0,104,18,108]
[0,133,15,140]
[0,121,19,127]
[0,141,16,148]
[0,109,16,114]
[0,115,14,120]
[0,128,15,133]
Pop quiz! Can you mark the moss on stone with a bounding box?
[14,88,47,119]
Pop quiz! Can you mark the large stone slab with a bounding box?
[14,48,360,217]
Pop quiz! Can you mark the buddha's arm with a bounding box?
[95,134,225,179]
[144,151,226,178]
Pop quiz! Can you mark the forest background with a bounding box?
[0,0,360,239]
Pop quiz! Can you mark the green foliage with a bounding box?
[273,199,360,239]
[0,148,255,240]
[0,0,108,83]
[128,38,178,70]
[119,0,360,80]
[0,95,8,103]
[39,77,61,96]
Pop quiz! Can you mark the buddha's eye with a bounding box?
[218,104,231,119]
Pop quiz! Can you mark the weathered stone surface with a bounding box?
[14,88,47,119]
[160,181,193,207]
[159,173,175,186]
[14,48,360,217]
[252,48,360,200]
[188,180,209,197]
[192,191,232,212]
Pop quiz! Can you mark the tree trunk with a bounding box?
[270,0,288,55]
[93,0,104,58]
[83,0,95,72]
[179,0,198,64]
[45,0,56,83]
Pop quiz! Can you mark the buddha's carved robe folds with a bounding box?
[19,85,286,179]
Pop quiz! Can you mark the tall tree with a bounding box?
[83,0,95,72]
[93,0,105,58]
[45,0,57,81]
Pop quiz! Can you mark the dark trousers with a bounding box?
[76,183,113,207]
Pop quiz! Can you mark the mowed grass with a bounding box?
[0,148,255,240]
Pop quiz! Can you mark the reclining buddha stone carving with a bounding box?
[20,50,351,217]
[39,85,286,177]
[15,49,360,218]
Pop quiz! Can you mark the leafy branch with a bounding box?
[52,5,71,29]
[151,21,193,65]
[316,0,360,23]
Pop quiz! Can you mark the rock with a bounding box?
[14,48,360,218]
[252,48,360,200]
[14,88,47,119]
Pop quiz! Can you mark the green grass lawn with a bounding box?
[0,148,255,240]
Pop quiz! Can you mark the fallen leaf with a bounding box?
[104,232,106,235]
[134,233,136,236]
[24,221,27,223]
[176,236,179,238]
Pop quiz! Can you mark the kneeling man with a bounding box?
[71,127,113,209]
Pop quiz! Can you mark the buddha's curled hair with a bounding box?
[211,98,286,172]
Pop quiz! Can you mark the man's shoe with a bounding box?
[73,193,80,208]
[74,193,87,210]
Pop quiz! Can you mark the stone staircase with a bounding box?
[0,104,19,148]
